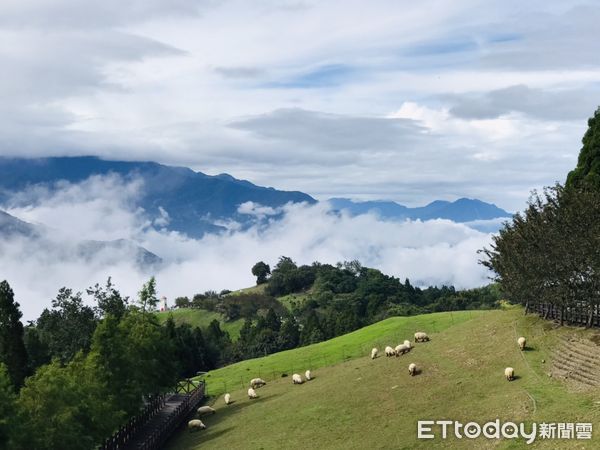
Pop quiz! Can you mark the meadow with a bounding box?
[166,307,600,449]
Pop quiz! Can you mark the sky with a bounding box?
[1,0,597,211]
[2,175,493,319]
[0,1,597,317]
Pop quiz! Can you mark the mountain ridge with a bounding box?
[0,156,316,237]
[0,156,511,236]
[328,197,511,222]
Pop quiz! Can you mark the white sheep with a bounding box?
[403,340,412,349]
[305,370,312,381]
[517,337,526,351]
[395,344,410,356]
[385,346,395,357]
[408,363,417,376]
[248,387,258,399]
[371,347,378,359]
[414,332,430,343]
[505,367,515,381]
[224,393,231,405]
[292,373,303,384]
[250,378,267,389]
[188,419,206,432]
[197,406,216,416]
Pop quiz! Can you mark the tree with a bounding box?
[87,277,128,319]
[251,261,271,285]
[16,357,117,450]
[137,277,158,312]
[174,296,190,308]
[567,107,600,190]
[0,281,28,387]
[278,314,300,350]
[0,364,17,447]
[23,324,50,373]
[36,288,97,363]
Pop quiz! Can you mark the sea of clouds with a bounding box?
[0,175,497,320]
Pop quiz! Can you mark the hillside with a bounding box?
[0,156,316,237]
[155,309,245,340]
[166,308,600,449]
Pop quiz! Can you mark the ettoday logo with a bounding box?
[417,420,593,444]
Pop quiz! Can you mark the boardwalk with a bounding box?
[101,381,205,450]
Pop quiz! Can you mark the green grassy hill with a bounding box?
[166,308,600,449]
[155,308,245,340]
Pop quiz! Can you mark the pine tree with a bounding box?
[0,281,28,387]
[566,107,600,190]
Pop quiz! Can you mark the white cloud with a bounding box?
[0,176,493,320]
[0,1,595,213]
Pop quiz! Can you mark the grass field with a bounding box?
[165,307,600,449]
[155,308,245,340]
[276,292,310,310]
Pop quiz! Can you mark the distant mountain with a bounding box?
[75,239,162,269]
[0,210,40,238]
[0,209,161,270]
[328,197,511,222]
[0,156,316,237]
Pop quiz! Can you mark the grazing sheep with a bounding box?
[408,363,417,376]
[403,340,412,349]
[371,347,378,359]
[248,388,258,399]
[188,419,206,432]
[395,344,410,356]
[414,332,430,343]
[305,370,312,381]
[385,346,395,357]
[292,373,303,384]
[250,378,267,389]
[517,337,526,351]
[505,367,515,381]
[224,393,231,405]
[197,406,216,416]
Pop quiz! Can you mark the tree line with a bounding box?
[480,108,600,326]
[0,277,230,449]
[0,257,501,448]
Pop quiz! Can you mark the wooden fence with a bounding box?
[531,302,600,327]
[99,380,205,450]
[99,394,167,450]
[136,382,206,450]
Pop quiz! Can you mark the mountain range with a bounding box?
[0,156,512,240]
[328,197,511,223]
[0,156,315,237]
[0,209,161,270]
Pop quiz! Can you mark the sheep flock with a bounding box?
[189,329,530,434]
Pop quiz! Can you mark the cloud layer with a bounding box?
[0,176,494,320]
[0,1,596,212]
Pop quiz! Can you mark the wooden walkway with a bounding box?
[101,380,205,450]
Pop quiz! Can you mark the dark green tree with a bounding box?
[87,277,128,319]
[567,107,600,190]
[0,364,17,447]
[16,357,116,450]
[251,261,271,285]
[0,281,28,387]
[36,288,97,363]
[137,277,158,312]
[174,296,190,308]
[23,324,50,373]
[277,314,300,350]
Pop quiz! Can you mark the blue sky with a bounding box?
[0,0,598,211]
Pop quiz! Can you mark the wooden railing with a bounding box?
[99,381,205,450]
[532,302,600,327]
[99,394,167,450]
[137,382,206,450]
